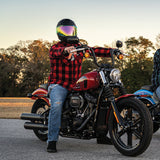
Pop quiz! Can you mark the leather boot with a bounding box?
[47,141,57,153]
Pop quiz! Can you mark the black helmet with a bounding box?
[56,19,79,43]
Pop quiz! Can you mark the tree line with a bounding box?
[0,35,160,97]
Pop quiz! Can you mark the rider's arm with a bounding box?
[49,42,66,58]
[92,47,112,57]
[152,49,160,88]
[49,42,77,60]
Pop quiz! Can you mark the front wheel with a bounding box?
[108,97,153,156]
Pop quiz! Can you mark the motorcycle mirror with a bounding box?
[116,40,123,48]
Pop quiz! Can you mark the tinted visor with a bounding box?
[57,25,77,36]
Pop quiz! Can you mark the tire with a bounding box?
[108,97,153,156]
[140,99,159,133]
[31,99,49,141]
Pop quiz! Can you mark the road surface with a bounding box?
[0,119,160,160]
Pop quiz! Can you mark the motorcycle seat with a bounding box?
[39,84,48,90]
[141,85,154,92]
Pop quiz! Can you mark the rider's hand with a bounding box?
[112,49,124,59]
[64,46,77,60]
[113,49,121,56]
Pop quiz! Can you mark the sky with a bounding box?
[0,0,160,49]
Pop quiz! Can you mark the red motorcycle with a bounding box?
[21,41,153,156]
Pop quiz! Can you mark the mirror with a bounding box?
[116,40,123,48]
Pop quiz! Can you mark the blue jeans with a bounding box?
[48,84,68,142]
[155,86,160,101]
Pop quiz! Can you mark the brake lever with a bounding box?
[117,51,129,57]
[122,53,129,56]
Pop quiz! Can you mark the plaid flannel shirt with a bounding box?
[48,41,112,90]
[152,49,160,90]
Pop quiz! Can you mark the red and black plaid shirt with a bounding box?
[48,41,112,90]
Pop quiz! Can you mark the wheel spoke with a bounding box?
[126,108,133,146]
[127,131,132,146]
[132,129,142,139]
[127,108,132,119]
[133,117,141,126]
[117,129,126,139]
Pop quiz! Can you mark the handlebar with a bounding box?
[70,45,126,68]
[71,46,100,67]
[70,48,86,53]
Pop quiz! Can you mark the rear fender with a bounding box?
[136,97,155,105]
[134,89,153,97]
[28,88,50,105]
[134,89,155,105]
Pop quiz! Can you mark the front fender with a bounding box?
[106,94,135,123]
[116,94,135,103]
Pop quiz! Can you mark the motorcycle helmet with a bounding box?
[56,18,79,43]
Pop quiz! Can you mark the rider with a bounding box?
[152,49,160,100]
[47,18,118,153]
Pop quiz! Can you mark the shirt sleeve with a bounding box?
[152,49,160,88]
[49,43,65,58]
[92,47,112,57]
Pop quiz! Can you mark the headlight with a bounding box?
[110,69,121,82]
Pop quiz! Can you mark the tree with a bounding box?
[155,34,160,49]
[0,50,26,96]
[20,40,51,95]
[121,36,155,93]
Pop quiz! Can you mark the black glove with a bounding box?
[63,49,69,56]
[112,49,120,56]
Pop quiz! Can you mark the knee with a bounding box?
[51,100,63,111]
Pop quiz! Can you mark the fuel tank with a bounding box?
[73,70,100,91]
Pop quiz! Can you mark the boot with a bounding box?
[97,136,112,145]
[47,141,57,153]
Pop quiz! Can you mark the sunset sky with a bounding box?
[0,0,160,48]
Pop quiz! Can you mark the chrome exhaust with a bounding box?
[24,122,48,130]
[21,113,44,121]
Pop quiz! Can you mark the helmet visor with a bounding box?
[57,25,77,36]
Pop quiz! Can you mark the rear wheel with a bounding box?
[108,97,153,156]
[31,99,49,141]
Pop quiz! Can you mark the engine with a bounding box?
[69,93,84,108]
[60,92,97,139]
[61,92,93,129]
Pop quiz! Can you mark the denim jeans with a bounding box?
[155,86,160,100]
[47,84,68,143]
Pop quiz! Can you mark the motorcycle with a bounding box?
[134,85,160,133]
[21,41,153,156]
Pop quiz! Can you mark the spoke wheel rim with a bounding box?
[113,106,144,150]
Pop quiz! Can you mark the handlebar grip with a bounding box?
[70,48,86,53]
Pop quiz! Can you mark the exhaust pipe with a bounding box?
[21,113,44,121]
[24,122,48,130]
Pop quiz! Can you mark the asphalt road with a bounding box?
[0,119,160,160]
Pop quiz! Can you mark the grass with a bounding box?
[0,97,34,119]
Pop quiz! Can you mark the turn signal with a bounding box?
[85,52,90,58]
[118,54,123,60]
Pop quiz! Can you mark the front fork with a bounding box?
[99,70,125,127]
[110,98,125,127]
